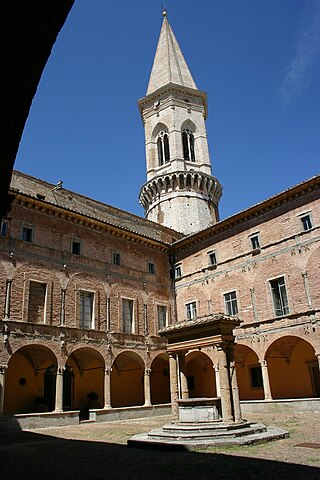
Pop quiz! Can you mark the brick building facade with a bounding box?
[0,11,319,423]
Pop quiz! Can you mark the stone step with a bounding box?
[128,426,289,449]
[147,425,267,441]
[161,421,263,433]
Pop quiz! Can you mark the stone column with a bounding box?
[178,353,189,399]
[302,272,313,309]
[104,367,112,409]
[227,344,242,422]
[144,304,148,336]
[169,352,179,419]
[0,365,8,415]
[106,297,111,332]
[144,368,151,406]
[315,353,320,373]
[214,364,221,397]
[54,366,64,413]
[259,359,272,400]
[60,288,66,326]
[216,344,233,423]
[4,280,12,319]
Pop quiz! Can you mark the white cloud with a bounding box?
[281,0,320,107]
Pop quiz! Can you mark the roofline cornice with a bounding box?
[172,175,320,252]
[11,190,172,252]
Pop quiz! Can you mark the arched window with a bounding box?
[182,128,195,162]
[157,131,170,165]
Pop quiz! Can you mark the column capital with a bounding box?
[0,365,8,375]
[105,367,112,375]
[144,368,151,376]
[57,366,65,375]
[259,359,268,367]
[215,342,227,352]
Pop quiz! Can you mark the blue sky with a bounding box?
[15,0,320,221]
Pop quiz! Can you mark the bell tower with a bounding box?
[138,10,222,235]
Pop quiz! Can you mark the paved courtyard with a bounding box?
[1,412,320,479]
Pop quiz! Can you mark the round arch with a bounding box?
[66,347,105,413]
[4,344,57,414]
[186,351,216,398]
[111,351,145,408]
[234,344,263,400]
[150,353,170,405]
[265,336,319,399]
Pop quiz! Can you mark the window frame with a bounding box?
[112,251,121,266]
[185,301,197,321]
[298,212,313,232]
[224,291,238,316]
[157,130,170,166]
[174,263,182,279]
[122,298,134,334]
[79,290,95,330]
[269,276,289,317]
[157,305,167,330]
[71,239,81,256]
[0,219,9,237]
[21,224,35,243]
[182,128,195,162]
[249,233,261,251]
[148,261,156,275]
[208,250,217,267]
[28,279,48,324]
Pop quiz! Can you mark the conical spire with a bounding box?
[146,12,197,95]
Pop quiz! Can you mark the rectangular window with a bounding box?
[148,261,155,275]
[208,251,217,266]
[28,281,47,323]
[71,240,81,255]
[186,301,197,320]
[224,291,238,315]
[300,214,313,231]
[113,252,121,266]
[270,277,289,317]
[79,291,94,329]
[250,234,260,250]
[174,264,182,278]
[0,220,8,236]
[249,366,263,389]
[157,305,167,330]
[21,226,33,243]
[122,299,134,333]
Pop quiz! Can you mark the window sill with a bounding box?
[251,248,261,256]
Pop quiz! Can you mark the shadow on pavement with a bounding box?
[0,428,319,480]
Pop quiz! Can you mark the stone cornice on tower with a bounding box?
[138,83,208,121]
[139,171,222,213]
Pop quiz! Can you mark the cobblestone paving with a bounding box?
[1,412,320,480]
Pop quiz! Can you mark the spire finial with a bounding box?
[162,4,167,17]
